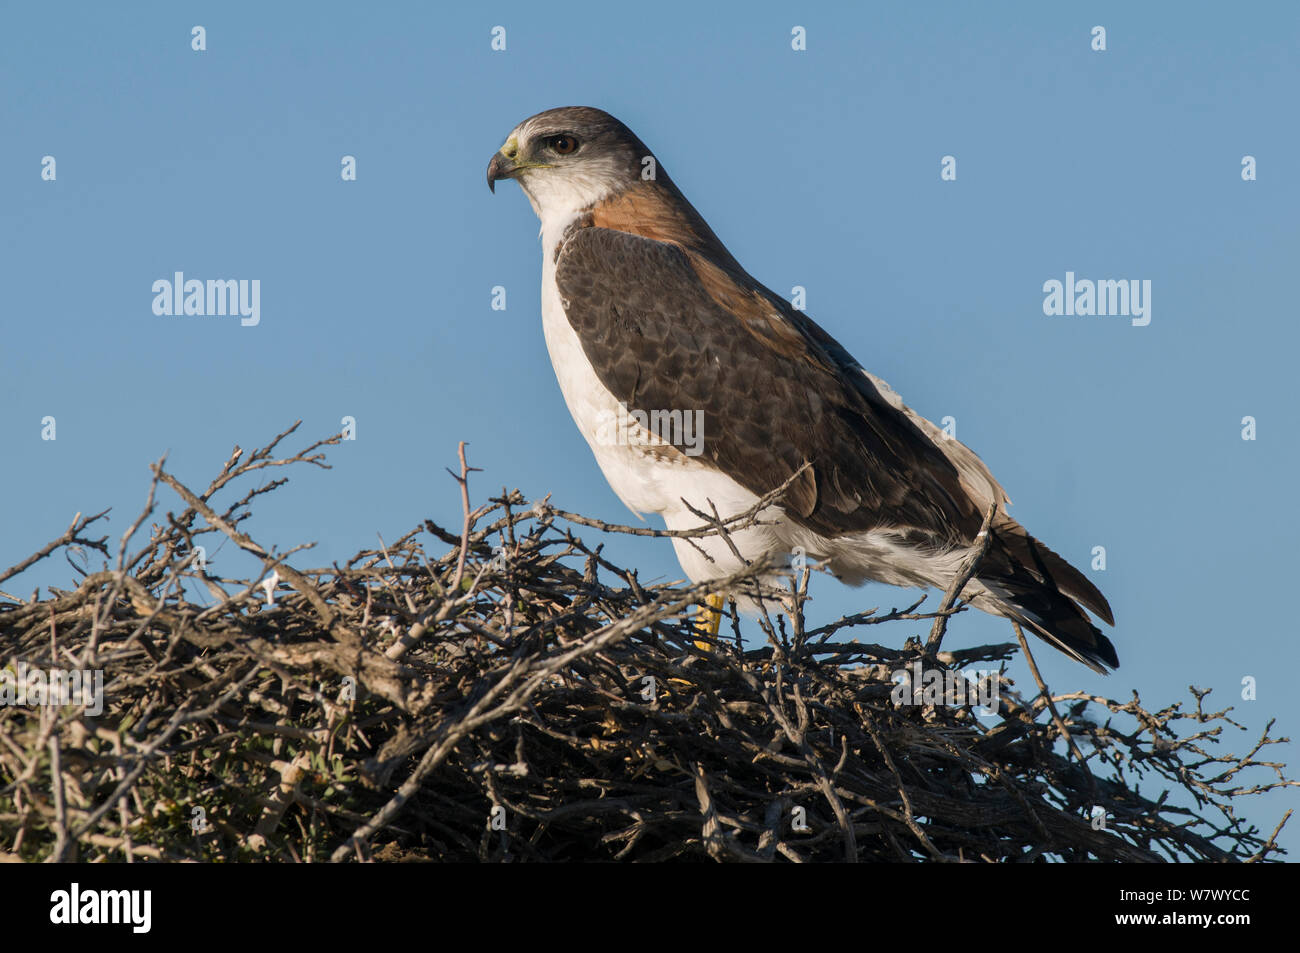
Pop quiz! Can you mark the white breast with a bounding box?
[539,251,682,517]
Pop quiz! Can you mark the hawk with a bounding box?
[487,106,1118,672]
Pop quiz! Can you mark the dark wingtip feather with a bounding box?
[993,525,1116,628]
[978,540,1120,673]
[1013,608,1119,674]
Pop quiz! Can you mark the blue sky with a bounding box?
[2,1,1297,856]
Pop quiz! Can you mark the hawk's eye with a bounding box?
[547,135,579,155]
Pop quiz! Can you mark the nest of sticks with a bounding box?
[0,423,1293,863]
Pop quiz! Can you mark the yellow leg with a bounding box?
[694,593,726,651]
[667,594,726,688]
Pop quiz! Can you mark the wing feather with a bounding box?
[554,225,980,542]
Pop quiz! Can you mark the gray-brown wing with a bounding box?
[553,225,980,542]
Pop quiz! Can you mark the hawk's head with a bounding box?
[487,106,652,222]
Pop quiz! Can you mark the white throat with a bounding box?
[515,161,625,252]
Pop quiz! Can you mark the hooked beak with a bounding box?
[488,136,526,193]
[487,137,553,193]
[486,151,515,193]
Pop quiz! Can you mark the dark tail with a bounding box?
[976,521,1118,674]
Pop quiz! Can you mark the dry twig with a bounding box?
[0,426,1293,863]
